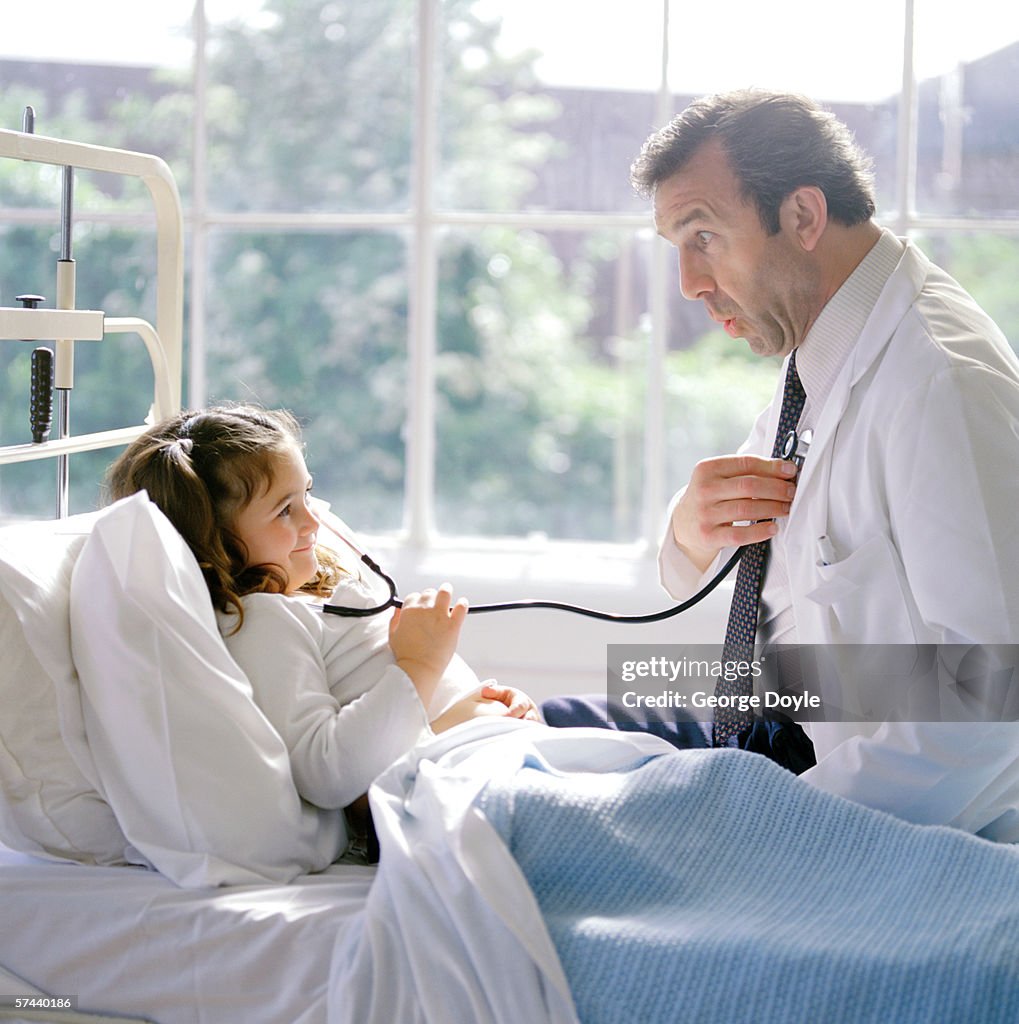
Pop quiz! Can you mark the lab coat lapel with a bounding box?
[787,241,928,530]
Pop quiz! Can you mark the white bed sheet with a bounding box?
[0,847,374,1024]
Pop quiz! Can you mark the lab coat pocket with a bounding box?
[806,533,917,644]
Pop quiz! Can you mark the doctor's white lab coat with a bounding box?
[661,239,1019,843]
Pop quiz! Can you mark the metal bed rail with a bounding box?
[0,127,184,487]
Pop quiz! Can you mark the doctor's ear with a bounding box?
[779,186,827,252]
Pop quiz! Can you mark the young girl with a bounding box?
[106,404,538,857]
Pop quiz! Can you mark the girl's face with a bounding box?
[231,445,321,594]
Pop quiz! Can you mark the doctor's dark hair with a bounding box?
[630,89,876,234]
[105,403,343,626]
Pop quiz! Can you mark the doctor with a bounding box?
[548,89,1019,842]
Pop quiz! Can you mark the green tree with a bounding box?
[200,0,583,533]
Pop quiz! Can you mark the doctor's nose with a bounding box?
[678,251,714,301]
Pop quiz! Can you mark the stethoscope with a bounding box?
[322,428,812,625]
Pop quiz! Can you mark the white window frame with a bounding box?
[5,1,1016,568]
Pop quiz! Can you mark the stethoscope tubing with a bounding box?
[321,427,808,625]
[455,546,743,622]
[322,547,744,624]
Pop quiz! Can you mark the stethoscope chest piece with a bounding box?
[782,427,813,471]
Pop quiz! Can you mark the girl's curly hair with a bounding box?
[106,403,344,628]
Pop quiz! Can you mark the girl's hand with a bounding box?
[388,584,467,706]
[430,692,513,733]
[480,682,541,721]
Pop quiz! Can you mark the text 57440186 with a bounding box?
[2,995,77,1011]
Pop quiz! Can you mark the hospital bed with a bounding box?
[1,127,1018,1024]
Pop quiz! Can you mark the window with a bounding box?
[2,0,1019,544]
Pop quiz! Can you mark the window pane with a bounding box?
[914,5,1019,217]
[0,3,193,202]
[438,0,664,213]
[666,0,903,217]
[203,230,408,531]
[2,2,192,69]
[435,227,650,540]
[0,450,122,520]
[663,334,780,500]
[0,222,159,420]
[205,0,415,213]
[667,0,903,103]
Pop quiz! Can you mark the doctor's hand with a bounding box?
[389,584,468,708]
[672,454,798,572]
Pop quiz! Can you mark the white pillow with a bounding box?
[0,512,130,864]
[69,492,343,887]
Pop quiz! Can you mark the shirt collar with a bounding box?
[795,228,903,411]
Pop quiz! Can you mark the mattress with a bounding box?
[0,847,374,1024]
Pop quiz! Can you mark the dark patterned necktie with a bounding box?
[712,349,805,746]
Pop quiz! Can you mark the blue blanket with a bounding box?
[476,746,1019,1023]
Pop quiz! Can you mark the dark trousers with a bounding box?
[540,695,816,776]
